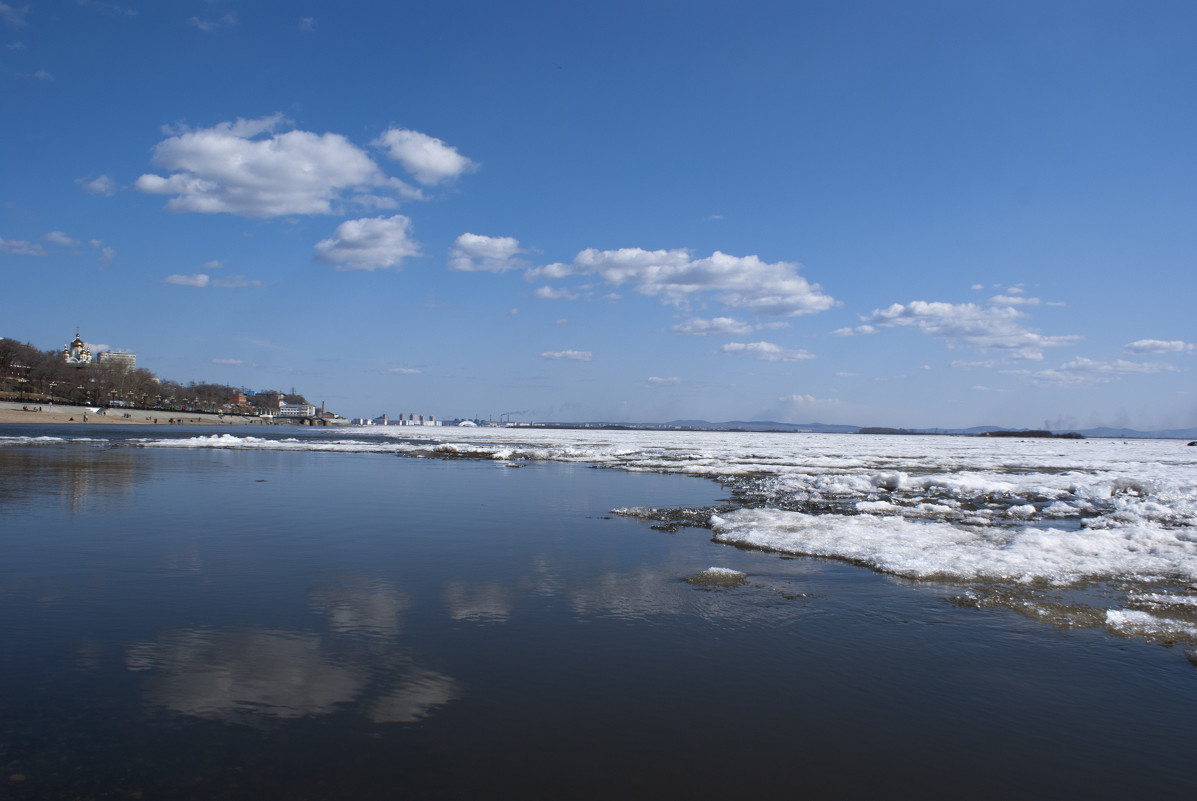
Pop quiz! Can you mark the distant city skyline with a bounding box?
[2,1,1194,430]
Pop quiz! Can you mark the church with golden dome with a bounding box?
[63,328,92,367]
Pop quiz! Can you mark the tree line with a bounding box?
[0,338,306,413]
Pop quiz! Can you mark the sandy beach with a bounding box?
[0,400,268,426]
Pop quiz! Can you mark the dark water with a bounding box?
[1,427,1195,799]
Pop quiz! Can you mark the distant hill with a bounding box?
[664,420,860,434]
[659,420,1197,439]
[1070,426,1197,440]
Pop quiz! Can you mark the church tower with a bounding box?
[63,328,92,366]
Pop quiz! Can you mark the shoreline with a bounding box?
[0,400,271,426]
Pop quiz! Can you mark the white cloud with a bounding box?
[534,285,580,301]
[203,260,224,270]
[647,376,681,385]
[671,317,754,336]
[989,294,1040,306]
[189,12,236,32]
[528,248,835,317]
[719,341,816,362]
[0,236,46,256]
[541,350,592,361]
[373,129,478,185]
[299,17,316,31]
[212,358,243,366]
[863,300,1079,360]
[0,3,29,27]
[1123,339,1194,355]
[80,174,118,196]
[78,1,138,18]
[670,316,751,335]
[314,215,421,271]
[830,324,877,337]
[950,359,1006,369]
[43,230,79,247]
[1032,357,1179,387]
[163,273,210,287]
[448,233,527,272]
[383,367,421,375]
[775,392,833,409]
[971,283,985,291]
[136,116,420,218]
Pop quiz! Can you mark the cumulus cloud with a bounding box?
[0,236,46,256]
[671,317,754,336]
[719,341,815,362]
[135,115,421,218]
[80,174,118,196]
[43,230,78,247]
[830,324,877,337]
[1032,357,1179,387]
[163,273,210,287]
[448,233,527,272]
[527,248,835,317]
[863,300,1079,360]
[534,285,580,301]
[778,393,822,407]
[647,376,681,385]
[93,242,116,266]
[373,128,478,185]
[314,215,421,271]
[541,350,592,361]
[990,294,1040,306]
[1123,339,1194,355]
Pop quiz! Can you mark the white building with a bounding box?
[63,328,91,366]
[279,402,317,418]
[97,351,136,371]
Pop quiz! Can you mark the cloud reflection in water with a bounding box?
[126,578,458,725]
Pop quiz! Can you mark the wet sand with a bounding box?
[0,401,266,426]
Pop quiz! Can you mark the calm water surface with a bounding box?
[1,426,1195,799]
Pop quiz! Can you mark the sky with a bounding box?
[2,0,1194,429]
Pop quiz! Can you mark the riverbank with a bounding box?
[0,400,269,426]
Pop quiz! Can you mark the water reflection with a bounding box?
[0,444,151,514]
[309,578,411,637]
[126,628,364,722]
[367,668,460,724]
[126,577,458,726]
[443,581,513,623]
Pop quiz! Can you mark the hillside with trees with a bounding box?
[0,337,306,414]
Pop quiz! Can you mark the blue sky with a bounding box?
[2,1,1194,428]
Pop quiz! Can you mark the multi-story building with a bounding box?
[97,351,136,371]
[279,402,317,418]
